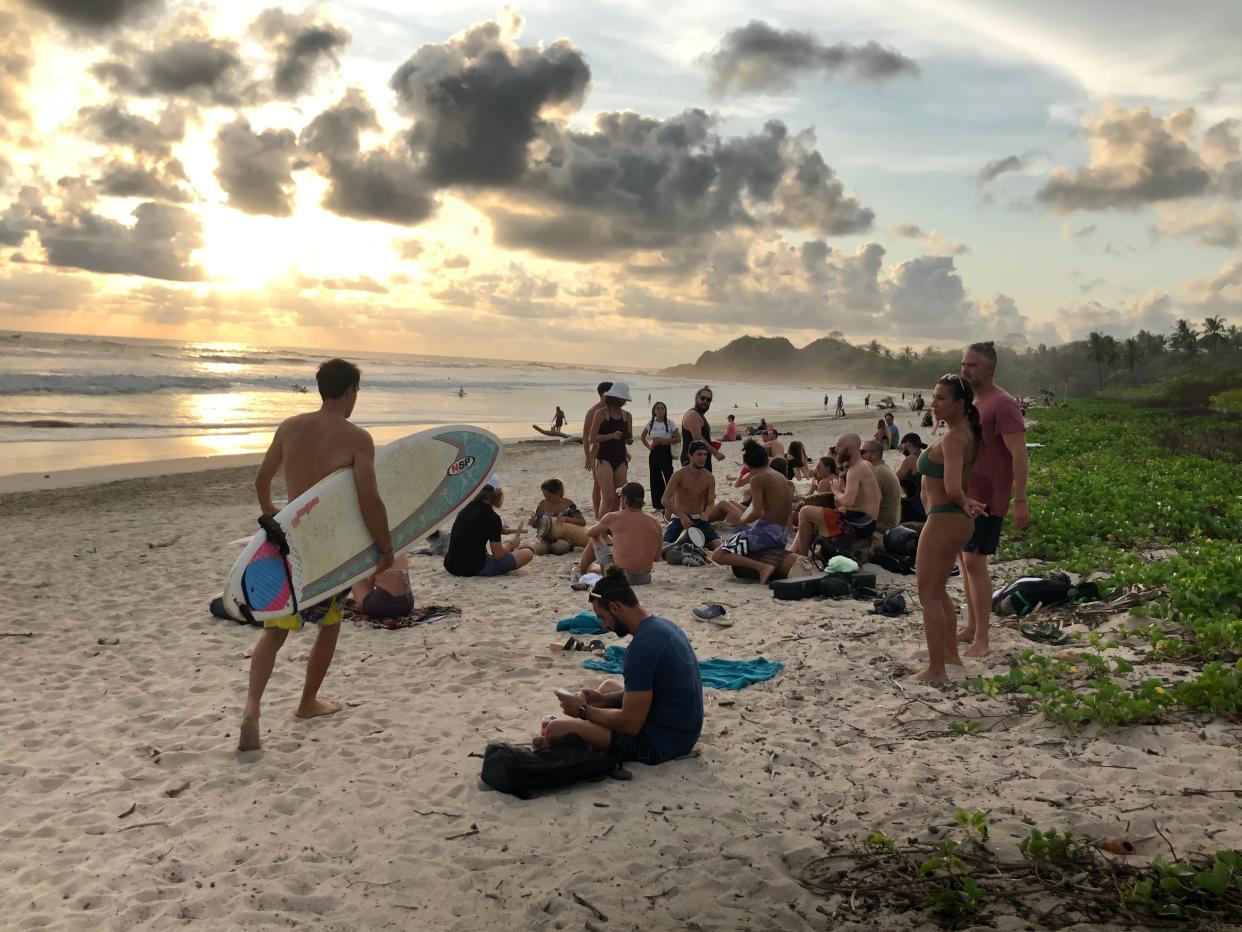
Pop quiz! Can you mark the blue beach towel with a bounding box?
[583,646,784,690]
[555,610,607,636]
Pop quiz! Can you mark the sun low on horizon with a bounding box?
[0,0,1239,364]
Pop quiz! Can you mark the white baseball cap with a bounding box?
[604,380,632,401]
[487,473,503,489]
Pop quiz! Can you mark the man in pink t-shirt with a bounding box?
[958,341,1030,657]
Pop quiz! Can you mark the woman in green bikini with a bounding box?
[915,374,987,682]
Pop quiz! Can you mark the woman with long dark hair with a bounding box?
[785,440,810,479]
[640,400,679,510]
[914,374,986,682]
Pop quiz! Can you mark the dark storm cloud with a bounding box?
[302,90,435,225]
[251,8,350,99]
[214,118,300,216]
[27,0,161,30]
[92,35,253,106]
[977,154,1024,185]
[390,21,591,186]
[705,20,918,95]
[40,200,204,281]
[0,188,49,247]
[1035,105,1213,211]
[97,158,192,202]
[495,111,872,258]
[77,102,186,156]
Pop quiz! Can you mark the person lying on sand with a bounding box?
[538,569,703,765]
[570,482,663,587]
[351,554,413,618]
[239,358,393,753]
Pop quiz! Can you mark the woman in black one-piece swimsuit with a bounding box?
[588,386,633,515]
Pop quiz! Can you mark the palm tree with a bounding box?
[865,339,884,356]
[899,346,917,363]
[1123,337,1139,371]
[1229,325,1242,351]
[1135,329,1165,357]
[1171,319,1199,356]
[1086,331,1109,389]
[1201,316,1228,353]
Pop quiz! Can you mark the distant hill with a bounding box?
[661,327,1242,398]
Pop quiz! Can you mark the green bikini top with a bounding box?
[916,447,945,479]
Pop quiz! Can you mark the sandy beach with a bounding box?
[3,409,1240,931]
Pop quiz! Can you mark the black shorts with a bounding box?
[963,515,1004,555]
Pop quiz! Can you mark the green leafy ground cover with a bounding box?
[980,400,1242,723]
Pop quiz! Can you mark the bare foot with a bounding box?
[295,698,343,720]
[956,627,974,643]
[238,716,261,752]
[964,642,991,658]
[914,668,948,683]
[757,564,776,586]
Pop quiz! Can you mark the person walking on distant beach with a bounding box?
[681,386,725,471]
[551,406,566,432]
[957,341,1030,658]
[239,359,392,752]
[914,374,986,681]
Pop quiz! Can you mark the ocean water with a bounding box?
[0,330,884,476]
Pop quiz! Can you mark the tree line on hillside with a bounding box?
[662,318,1241,399]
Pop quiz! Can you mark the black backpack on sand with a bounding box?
[481,734,627,799]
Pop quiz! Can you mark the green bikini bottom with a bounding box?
[928,503,969,517]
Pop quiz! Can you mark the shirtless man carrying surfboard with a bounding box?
[238,358,393,752]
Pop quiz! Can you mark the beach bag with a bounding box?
[480,734,621,799]
[992,572,1074,617]
[809,535,853,571]
[883,525,920,558]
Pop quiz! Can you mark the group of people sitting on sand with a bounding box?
[238,343,1030,759]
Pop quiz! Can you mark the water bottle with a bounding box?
[540,714,556,737]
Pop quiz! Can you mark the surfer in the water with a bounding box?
[238,358,393,753]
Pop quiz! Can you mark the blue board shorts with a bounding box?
[721,519,791,557]
[265,589,349,632]
[608,729,666,765]
[478,553,519,577]
[663,516,720,545]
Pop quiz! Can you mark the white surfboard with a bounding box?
[221,425,502,622]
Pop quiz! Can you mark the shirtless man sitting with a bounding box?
[570,482,664,586]
[711,440,798,585]
[528,478,588,555]
[760,426,785,459]
[660,441,723,552]
[239,358,392,752]
[792,433,880,554]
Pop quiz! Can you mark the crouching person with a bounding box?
[542,568,703,765]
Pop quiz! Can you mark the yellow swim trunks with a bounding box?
[264,590,348,632]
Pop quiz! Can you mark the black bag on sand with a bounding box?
[481,734,625,799]
[883,525,920,558]
[810,535,853,571]
[772,573,852,601]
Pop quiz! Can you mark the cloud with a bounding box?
[1184,258,1242,315]
[77,102,186,157]
[891,224,924,238]
[390,19,591,187]
[39,200,205,281]
[97,158,193,202]
[0,188,50,247]
[251,7,350,99]
[92,17,254,107]
[704,20,917,95]
[1034,104,1237,212]
[27,0,161,31]
[0,10,35,125]
[1051,290,1178,341]
[214,118,300,216]
[301,89,437,225]
[977,154,1024,185]
[1152,202,1240,248]
[891,224,967,255]
[297,274,389,294]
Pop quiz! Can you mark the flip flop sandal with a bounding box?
[586,639,606,651]
[1019,622,1071,645]
[691,603,727,623]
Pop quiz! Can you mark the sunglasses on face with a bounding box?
[697,395,712,402]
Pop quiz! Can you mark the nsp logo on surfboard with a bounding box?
[447,456,475,476]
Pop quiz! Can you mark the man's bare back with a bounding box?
[749,468,792,526]
[268,411,373,503]
[595,509,663,572]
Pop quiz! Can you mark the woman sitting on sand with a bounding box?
[914,375,986,682]
[786,440,811,479]
[528,478,589,555]
[873,418,889,449]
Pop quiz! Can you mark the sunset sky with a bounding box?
[1,0,1239,366]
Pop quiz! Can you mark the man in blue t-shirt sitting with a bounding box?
[543,568,704,765]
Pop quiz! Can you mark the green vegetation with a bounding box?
[665,315,1242,400]
[975,398,1242,724]
[800,808,1242,928]
[1212,387,1242,415]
